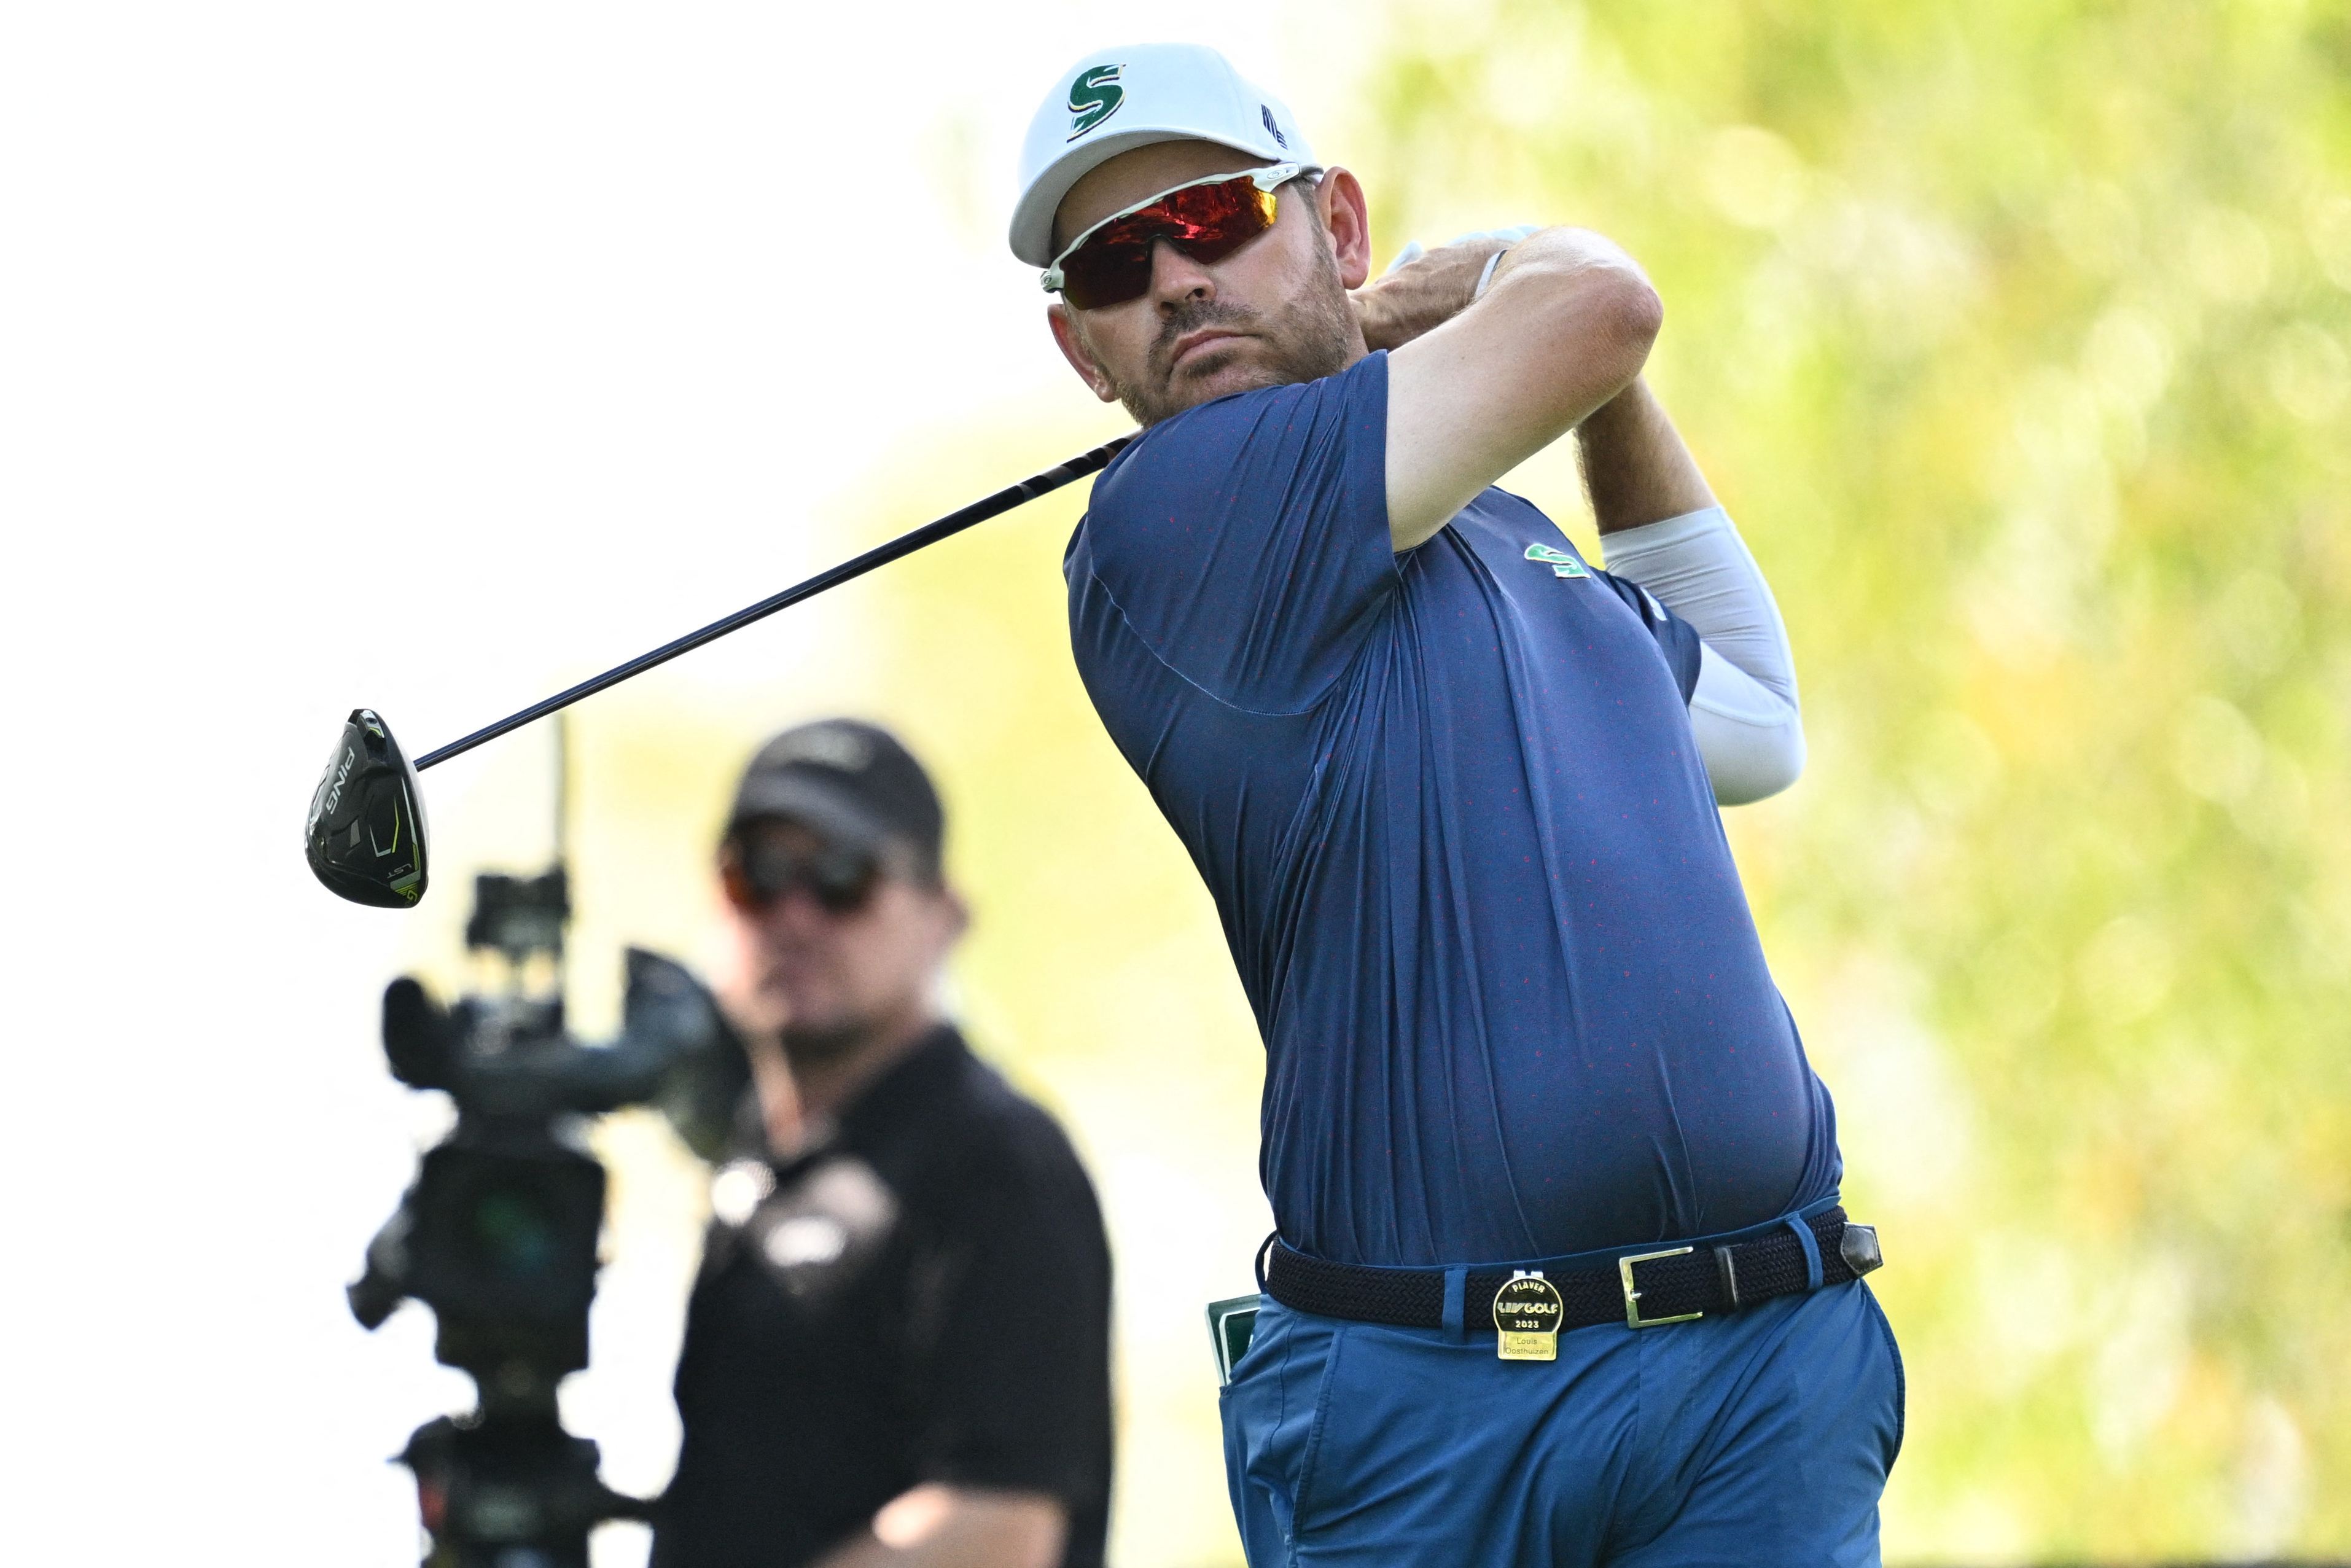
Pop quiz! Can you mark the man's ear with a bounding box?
[923,885,972,968]
[1316,168,1374,291]
[1047,303,1122,404]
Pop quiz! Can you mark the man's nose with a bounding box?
[1147,238,1217,307]
[759,884,836,936]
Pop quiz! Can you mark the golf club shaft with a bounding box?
[414,435,1133,772]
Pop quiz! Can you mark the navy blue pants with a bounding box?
[1220,1279,1903,1567]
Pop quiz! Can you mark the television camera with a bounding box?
[348,865,746,1567]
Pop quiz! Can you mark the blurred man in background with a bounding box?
[1016,43,1897,1568]
[652,720,1113,1568]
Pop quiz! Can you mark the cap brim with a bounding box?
[1010,127,1295,268]
[727,774,894,852]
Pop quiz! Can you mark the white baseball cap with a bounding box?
[1009,43,1317,268]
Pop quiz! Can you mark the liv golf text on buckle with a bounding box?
[1493,1273,1564,1361]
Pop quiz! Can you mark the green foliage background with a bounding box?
[1330,0,2351,1556]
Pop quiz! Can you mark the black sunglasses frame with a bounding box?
[725,833,883,915]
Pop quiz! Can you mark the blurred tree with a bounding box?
[1339,0,2351,1557]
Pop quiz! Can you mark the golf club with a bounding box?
[305,435,1132,907]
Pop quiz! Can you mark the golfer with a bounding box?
[1013,43,1900,1567]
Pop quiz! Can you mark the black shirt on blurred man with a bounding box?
[652,720,1112,1568]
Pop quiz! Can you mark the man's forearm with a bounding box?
[1575,378,1717,534]
[1365,237,1699,525]
[1384,228,1660,546]
[1580,380,1803,801]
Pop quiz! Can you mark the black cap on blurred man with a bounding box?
[652,719,1113,1568]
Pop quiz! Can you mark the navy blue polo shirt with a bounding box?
[1064,352,1840,1268]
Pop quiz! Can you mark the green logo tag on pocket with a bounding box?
[1524,542,1589,579]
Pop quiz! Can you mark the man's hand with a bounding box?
[811,1484,1066,1568]
[1384,226,1662,548]
[1353,234,1516,352]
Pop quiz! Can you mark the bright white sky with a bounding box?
[0,3,1372,1562]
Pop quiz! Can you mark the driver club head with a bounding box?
[306,708,431,907]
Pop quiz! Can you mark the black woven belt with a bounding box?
[1263,1207,1882,1333]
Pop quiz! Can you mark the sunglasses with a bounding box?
[1042,163,1318,311]
[722,834,882,915]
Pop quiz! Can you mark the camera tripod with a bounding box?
[349,867,746,1566]
[393,1378,649,1568]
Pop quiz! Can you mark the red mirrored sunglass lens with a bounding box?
[1059,178,1280,310]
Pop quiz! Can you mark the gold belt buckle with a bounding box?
[1619,1246,1704,1329]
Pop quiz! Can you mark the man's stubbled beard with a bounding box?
[1099,228,1357,427]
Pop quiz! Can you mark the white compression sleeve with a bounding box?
[1602,507,1805,805]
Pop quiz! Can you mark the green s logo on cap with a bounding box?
[1067,64,1125,141]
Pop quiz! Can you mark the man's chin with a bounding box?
[1132,356,1294,424]
[1185,336,1297,389]
[780,1010,871,1067]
